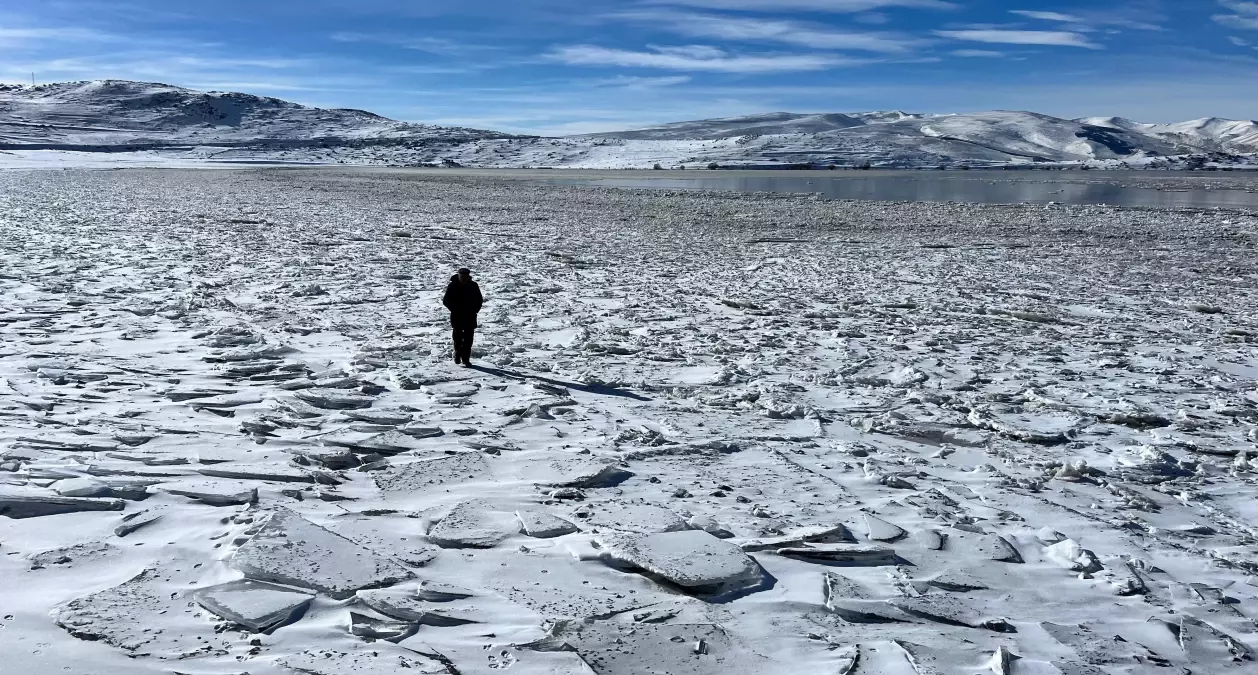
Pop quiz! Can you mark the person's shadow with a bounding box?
[470,365,651,401]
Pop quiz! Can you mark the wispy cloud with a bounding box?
[614,11,921,53]
[585,74,694,88]
[0,26,119,44]
[1230,35,1252,45]
[952,49,1006,58]
[641,0,956,13]
[330,32,501,57]
[36,1,198,23]
[935,29,1101,49]
[545,44,857,72]
[1214,0,1258,30]
[1009,5,1164,31]
[1009,10,1082,23]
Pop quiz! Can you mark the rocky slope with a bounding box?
[0,80,509,150]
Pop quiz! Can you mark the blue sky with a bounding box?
[2,1,1256,134]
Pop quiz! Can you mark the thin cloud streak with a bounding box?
[330,32,504,56]
[545,44,860,72]
[952,49,1005,57]
[1010,6,1164,31]
[1009,10,1082,22]
[0,26,120,43]
[1213,1,1258,30]
[644,0,956,12]
[614,11,922,53]
[1213,15,1258,29]
[935,29,1101,49]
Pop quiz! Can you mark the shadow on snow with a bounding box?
[470,364,651,402]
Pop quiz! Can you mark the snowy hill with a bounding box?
[1078,116,1258,154]
[583,111,921,141]
[1,80,1255,169]
[564,109,1245,167]
[440,109,1244,169]
[0,80,509,150]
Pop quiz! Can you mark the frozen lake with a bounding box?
[1,168,1256,675]
[543,169,1258,208]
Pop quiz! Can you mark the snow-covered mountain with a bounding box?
[1,80,1254,168]
[0,80,508,149]
[1077,116,1258,154]
[582,111,922,141]
[565,109,1251,167]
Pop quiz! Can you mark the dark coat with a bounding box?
[442,275,483,315]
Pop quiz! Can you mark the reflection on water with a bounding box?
[545,171,1258,209]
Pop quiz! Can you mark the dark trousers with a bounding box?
[450,313,477,362]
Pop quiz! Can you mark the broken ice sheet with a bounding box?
[373,452,490,493]
[951,530,1024,563]
[1155,615,1253,666]
[517,509,579,538]
[115,505,166,536]
[54,568,224,658]
[277,645,449,674]
[293,387,375,410]
[151,479,258,506]
[891,594,1016,632]
[7,153,1258,675]
[579,500,688,533]
[192,579,314,633]
[968,406,1089,445]
[357,587,506,627]
[821,572,907,623]
[426,499,519,549]
[0,486,125,518]
[30,540,119,569]
[517,455,631,488]
[862,512,907,542]
[349,611,418,642]
[597,530,766,597]
[477,548,672,618]
[776,544,903,566]
[229,508,414,598]
[1041,622,1170,665]
[327,512,441,566]
[526,621,852,675]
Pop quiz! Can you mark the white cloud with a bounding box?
[1215,14,1258,29]
[0,26,118,44]
[934,29,1101,49]
[585,75,693,88]
[1220,0,1258,12]
[545,44,858,72]
[1009,10,1082,22]
[614,11,920,53]
[1230,35,1252,45]
[330,33,501,56]
[1215,1,1258,29]
[952,49,1005,57]
[642,0,956,12]
[1007,7,1164,31]
[650,44,727,59]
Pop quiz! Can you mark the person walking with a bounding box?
[442,267,483,366]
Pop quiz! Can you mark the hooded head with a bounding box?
[456,267,472,284]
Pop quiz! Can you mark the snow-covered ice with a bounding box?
[0,167,1256,674]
